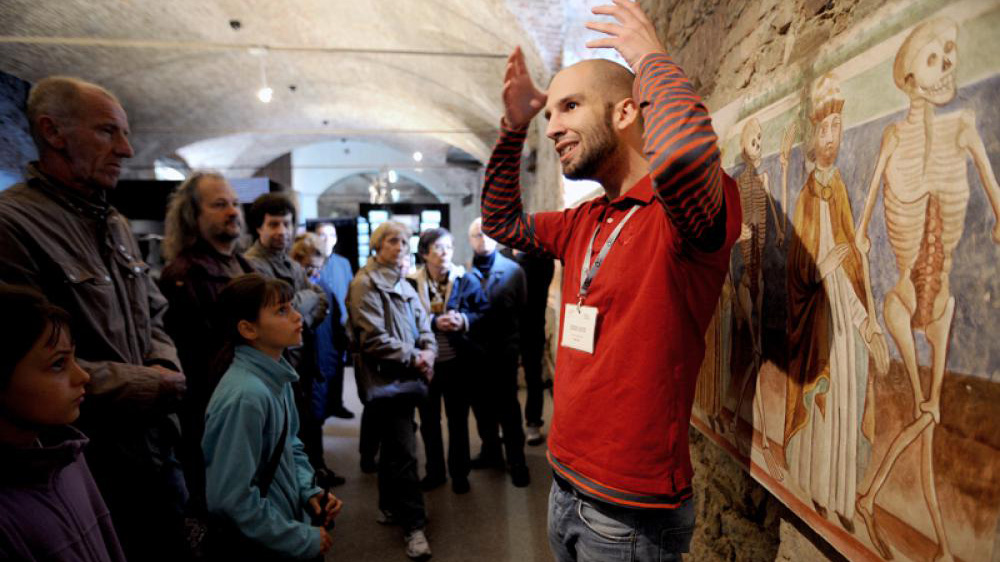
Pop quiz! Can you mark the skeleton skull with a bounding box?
[893,18,959,105]
[741,118,763,163]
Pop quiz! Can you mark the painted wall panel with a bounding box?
[695,1,1000,560]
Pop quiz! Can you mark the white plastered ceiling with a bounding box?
[0,0,554,179]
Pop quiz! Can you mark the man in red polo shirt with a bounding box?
[481,1,740,560]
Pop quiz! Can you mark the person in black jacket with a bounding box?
[461,218,529,487]
[502,247,554,446]
[160,171,255,509]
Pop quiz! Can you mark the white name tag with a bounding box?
[561,304,598,354]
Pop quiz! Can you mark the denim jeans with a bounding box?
[548,477,695,562]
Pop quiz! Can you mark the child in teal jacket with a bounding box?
[203,274,342,560]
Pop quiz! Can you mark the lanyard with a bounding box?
[578,205,640,306]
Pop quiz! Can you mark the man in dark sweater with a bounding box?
[159,171,255,507]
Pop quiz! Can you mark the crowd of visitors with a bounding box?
[0,77,553,562]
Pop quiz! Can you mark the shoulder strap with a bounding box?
[257,405,289,498]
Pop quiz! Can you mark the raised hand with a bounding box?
[585,0,667,71]
[503,46,547,130]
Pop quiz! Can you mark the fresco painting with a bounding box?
[691,1,1000,560]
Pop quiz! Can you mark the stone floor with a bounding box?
[320,368,556,561]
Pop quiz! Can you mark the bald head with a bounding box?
[551,59,635,108]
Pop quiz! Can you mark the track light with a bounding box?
[250,46,272,104]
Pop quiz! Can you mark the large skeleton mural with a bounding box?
[853,17,1000,562]
[691,2,1000,560]
[731,117,785,479]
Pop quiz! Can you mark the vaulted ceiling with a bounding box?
[0,0,558,179]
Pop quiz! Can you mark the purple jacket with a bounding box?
[0,427,126,562]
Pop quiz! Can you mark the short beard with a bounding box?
[209,223,241,244]
[563,106,618,181]
[214,231,241,244]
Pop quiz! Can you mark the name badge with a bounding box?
[561,304,597,354]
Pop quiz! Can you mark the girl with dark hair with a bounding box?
[0,285,126,561]
[202,273,342,561]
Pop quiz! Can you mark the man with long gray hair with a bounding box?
[159,171,255,509]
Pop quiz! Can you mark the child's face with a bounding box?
[0,326,89,428]
[253,300,303,351]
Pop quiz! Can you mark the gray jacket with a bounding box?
[0,165,184,416]
[244,241,328,329]
[0,165,188,558]
[347,257,436,402]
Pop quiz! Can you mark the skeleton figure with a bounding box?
[783,74,889,534]
[730,118,785,479]
[855,18,1000,561]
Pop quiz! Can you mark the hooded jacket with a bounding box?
[0,426,126,562]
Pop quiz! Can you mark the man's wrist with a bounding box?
[500,116,530,133]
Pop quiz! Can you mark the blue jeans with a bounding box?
[548,477,695,562]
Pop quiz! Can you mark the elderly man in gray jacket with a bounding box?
[348,220,436,561]
[0,76,188,561]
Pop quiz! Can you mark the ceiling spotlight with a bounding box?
[412,151,423,162]
[250,46,273,104]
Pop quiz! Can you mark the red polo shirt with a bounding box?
[482,53,740,508]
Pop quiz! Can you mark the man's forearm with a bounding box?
[637,53,726,250]
[78,359,185,419]
[482,125,547,254]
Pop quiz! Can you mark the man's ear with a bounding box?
[613,98,641,132]
[237,319,258,342]
[37,115,68,150]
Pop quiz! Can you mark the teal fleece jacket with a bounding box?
[203,345,323,559]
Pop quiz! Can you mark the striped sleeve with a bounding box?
[635,53,726,252]
[481,124,563,259]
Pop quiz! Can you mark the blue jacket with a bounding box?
[456,251,526,356]
[203,345,323,559]
[315,253,353,377]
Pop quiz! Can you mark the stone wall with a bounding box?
[642,0,885,109]
[639,0,1000,560]
[0,70,35,190]
[636,2,880,558]
[638,1,927,561]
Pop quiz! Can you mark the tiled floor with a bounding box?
[321,368,556,561]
